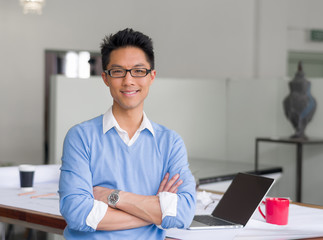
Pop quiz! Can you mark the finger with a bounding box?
[157,173,169,194]
[169,179,183,193]
[163,174,180,192]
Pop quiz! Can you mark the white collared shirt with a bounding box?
[102,107,155,146]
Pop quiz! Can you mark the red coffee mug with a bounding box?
[258,197,289,225]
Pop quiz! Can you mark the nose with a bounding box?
[122,71,134,85]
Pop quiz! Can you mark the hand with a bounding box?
[156,173,183,195]
[93,186,114,204]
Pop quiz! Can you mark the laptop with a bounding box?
[188,172,274,230]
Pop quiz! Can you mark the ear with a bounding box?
[102,72,110,87]
[149,70,156,86]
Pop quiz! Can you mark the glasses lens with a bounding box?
[130,68,148,77]
[109,69,126,77]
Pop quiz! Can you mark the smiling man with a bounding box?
[59,28,196,240]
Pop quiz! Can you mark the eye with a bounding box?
[111,69,124,74]
[133,69,146,74]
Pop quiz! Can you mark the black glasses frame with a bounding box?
[104,68,152,78]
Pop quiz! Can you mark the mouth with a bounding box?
[120,90,140,96]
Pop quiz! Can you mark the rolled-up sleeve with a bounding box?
[160,134,196,229]
[59,126,98,232]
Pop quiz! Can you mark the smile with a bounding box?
[121,90,140,95]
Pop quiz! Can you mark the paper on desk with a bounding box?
[0,183,60,216]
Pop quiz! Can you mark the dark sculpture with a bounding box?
[283,62,317,139]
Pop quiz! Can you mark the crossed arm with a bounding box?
[94,173,183,231]
[60,127,196,232]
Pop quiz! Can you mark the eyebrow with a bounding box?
[109,63,147,68]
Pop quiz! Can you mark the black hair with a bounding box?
[100,28,155,71]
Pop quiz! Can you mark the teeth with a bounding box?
[123,91,137,94]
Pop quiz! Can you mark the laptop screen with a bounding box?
[211,172,274,226]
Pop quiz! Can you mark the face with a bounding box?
[102,47,156,113]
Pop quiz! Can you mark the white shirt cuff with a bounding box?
[158,192,178,219]
[85,200,108,230]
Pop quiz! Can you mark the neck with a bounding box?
[112,105,143,139]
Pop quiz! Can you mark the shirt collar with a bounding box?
[102,107,155,136]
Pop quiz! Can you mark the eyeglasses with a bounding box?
[105,68,152,78]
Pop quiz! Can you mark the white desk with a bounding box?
[167,191,323,240]
[1,165,323,240]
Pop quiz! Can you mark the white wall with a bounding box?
[49,76,112,165]
[0,0,257,166]
[254,1,288,78]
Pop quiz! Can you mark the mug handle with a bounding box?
[258,200,266,219]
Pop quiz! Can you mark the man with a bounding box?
[59,28,196,239]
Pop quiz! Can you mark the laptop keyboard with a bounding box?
[193,215,235,226]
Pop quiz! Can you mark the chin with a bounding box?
[119,103,142,111]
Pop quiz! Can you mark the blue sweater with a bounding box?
[59,115,196,240]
